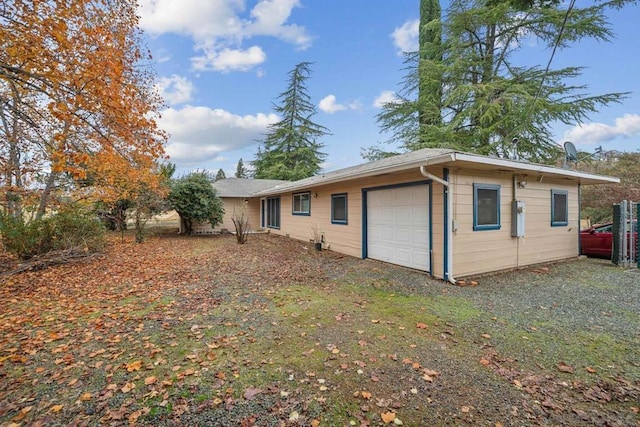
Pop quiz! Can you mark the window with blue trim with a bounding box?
[473,184,501,231]
[551,190,568,226]
[266,197,280,229]
[331,193,348,224]
[292,192,310,215]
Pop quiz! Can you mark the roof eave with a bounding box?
[425,152,619,185]
[253,159,430,197]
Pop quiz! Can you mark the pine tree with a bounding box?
[235,158,248,178]
[253,62,329,181]
[418,0,443,139]
[215,168,226,181]
[370,0,631,163]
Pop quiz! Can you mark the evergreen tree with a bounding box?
[215,168,226,181]
[167,172,224,235]
[370,0,631,163]
[253,62,329,180]
[235,158,248,178]
[418,0,443,136]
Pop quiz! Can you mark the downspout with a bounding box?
[420,165,456,284]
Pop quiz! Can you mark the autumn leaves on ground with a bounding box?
[1,232,639,426]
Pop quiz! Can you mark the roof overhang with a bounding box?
[253,158,431,196]
[252,150,619,197]
[424,152,620,185]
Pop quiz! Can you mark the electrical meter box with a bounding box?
[511,200,525,237]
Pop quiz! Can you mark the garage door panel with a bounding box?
[367,185,430,271]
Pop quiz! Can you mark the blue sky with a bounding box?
[138,0,640,176]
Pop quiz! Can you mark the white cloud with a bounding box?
[192,46,266,72]
[156,74,195,105]
[373,90,400,108]
[138,0,310,72]
[318,95,346,114]
[318,95,361,114]
[562,114,640,146]
[392,19,418,55]
[158,105,278,166]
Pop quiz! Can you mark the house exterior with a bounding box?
[211,149,619,281]
[190,178,288,234]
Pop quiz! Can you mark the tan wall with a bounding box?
[192,197,261,234]
[225,167,582,281]
[261,170,444,274]
[450,170,579,277]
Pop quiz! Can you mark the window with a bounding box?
[551,190,568,226]
[473,184,501,231]
[266,197,280,229]
[331,193,348,224]
[292,192,311,215]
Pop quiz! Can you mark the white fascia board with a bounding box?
[252,159,430,197]
[426,152,619,185]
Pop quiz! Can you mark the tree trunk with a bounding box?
[36,171,58,220]
[179,216,192,235]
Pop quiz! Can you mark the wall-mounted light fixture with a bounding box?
[313,192,318,199]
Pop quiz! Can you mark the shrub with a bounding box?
[0,206,105,260]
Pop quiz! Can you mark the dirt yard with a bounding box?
[1,231,638,426]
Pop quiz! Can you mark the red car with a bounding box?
[580,222,638,258]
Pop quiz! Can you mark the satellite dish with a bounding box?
[563,141,578,167]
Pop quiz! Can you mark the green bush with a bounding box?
[0,206,105,260]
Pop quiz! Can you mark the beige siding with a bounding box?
[451,171,580,277]
[201,167,583,281]
[192,198,262,234]
[264,170,437,264]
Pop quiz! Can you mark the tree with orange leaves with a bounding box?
[0,0,166,220]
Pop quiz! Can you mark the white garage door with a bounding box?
[367,185,430,271]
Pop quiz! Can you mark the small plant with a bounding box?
[0,205,105,260]
[231,210,250,244]
[311,225,322,250]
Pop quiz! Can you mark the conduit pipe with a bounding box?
[420,165,456,285]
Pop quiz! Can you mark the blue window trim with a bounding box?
[551,189,569,227]
[473,183,501,231]
[292,191,311,216]
[331,193,348,224]
[361,180,433,275]
[266,196,281,229]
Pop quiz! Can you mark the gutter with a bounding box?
[419,164,456,285]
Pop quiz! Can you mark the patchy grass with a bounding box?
[1,232,638,426]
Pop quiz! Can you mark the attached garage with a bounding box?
[364,182,432,272]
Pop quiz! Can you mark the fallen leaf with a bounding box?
[416,323,428,329]
[144,376,157,385]
[381,411,396,423]
[362,391,372,400]
[79,392,92,401]
[289,411,299,421]
[121,382,136,393]
[126,360,142,372]
[50,404,64,413]
[244,387,262,400]
[128,409,142,424]
[556,362,574,373]
[585,366,596,373]
[480,358,490,366]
